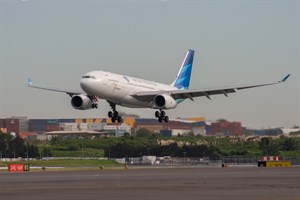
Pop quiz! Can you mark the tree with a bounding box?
[136,128,153,137]
[123,132,130,137]
[11,136,26,158]
[281,138,298,151]
[217,119,228,123]
[0,133,46,159]
[27,144,39,158]
[0,133,13,158]
[67,144,80,151]
[259,137,279,155]
[41,147,53,157]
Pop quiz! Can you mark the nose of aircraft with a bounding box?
[80,74,102,94]
[80,77,96,94]
[80,78,89,92]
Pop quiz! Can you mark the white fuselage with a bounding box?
[80,71,177,108]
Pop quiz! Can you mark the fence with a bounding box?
[126,156,300,166]
[127,157,221,166]
[222,156,259,165]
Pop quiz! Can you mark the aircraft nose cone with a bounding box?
[80,79,90,93]
[80,77,101,94]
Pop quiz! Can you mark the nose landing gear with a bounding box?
[92,103,98,109]
[91,96,98,109]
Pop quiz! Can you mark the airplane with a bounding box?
[28,49,290,123]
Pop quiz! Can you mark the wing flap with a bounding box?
[171,88,236,100]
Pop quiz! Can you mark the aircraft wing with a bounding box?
[27,78,83,97]
[133,74,290,101]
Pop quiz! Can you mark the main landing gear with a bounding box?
[108,102,122,123]
[155,110,169,123]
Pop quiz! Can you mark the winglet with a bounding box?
[281,74,290,82]
[28,78,33,86]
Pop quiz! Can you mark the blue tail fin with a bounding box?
[171,49,194,90]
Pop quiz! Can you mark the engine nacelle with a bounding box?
[153,94,177,109]
[71,94,93,110]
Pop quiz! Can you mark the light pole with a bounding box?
[108,147,111,159]
[26,143,29,161]
[183,151,187,164]
[81,136,84,158]
[4,139,7,159]
[46,145,49,159]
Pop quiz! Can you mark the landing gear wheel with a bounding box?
[155,110,169,123]
[117,116,123,123]
[90,96,98,109]
[161,111,165,118]
[158,117,163,123]
[164,116,169,123]
[114,111,119,117]
[155,111,160,118]
[108,102,122,123]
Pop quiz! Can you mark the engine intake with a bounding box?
[71,94,94,110]
[153,94,177,109]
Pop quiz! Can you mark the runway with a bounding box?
[0,167,299,200]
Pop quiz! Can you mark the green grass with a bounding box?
[52,149,104,157]
[0,159,120,168]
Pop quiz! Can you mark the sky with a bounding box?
[0,0,299,129]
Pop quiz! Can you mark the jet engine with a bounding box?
[153,94,177,109]
[71,94,94,110]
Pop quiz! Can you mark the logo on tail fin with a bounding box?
[171,49,194,90]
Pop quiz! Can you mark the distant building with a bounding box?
[3,116,208,139]
[281,126,300,135]
[12,116,28,132]
[208,120,243,136]
[246,128,283,136]
[160,129,192,137]
[134,118,206,136]
[0,118,6,133]
[0,118,20,135]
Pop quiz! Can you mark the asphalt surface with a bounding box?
[0,166,299,200]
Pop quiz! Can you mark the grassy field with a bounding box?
[52,149,105,157]
[0,159,121,168]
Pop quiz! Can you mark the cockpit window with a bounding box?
[82,75,96,79]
